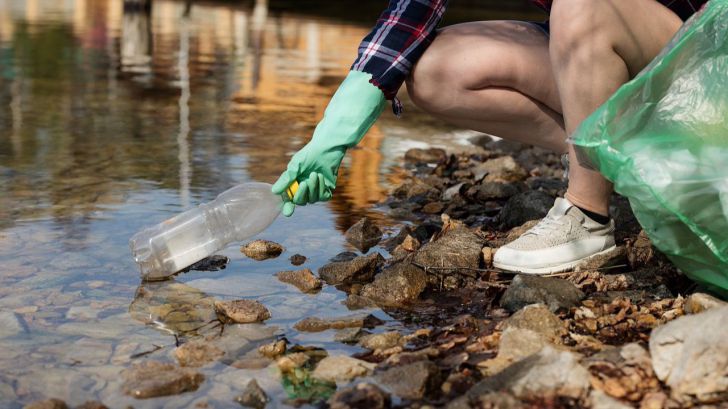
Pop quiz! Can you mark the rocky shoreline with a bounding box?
[24,139,728,409]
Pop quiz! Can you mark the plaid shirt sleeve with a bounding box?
[351,0,449,104]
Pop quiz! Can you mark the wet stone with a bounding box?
[293,314,384,332]
[359,262,427,307]
[175,339,225,367]
[122,360,205,399]
[328,383,391,409]
[358,331,403,351]
[374,360,440,400]
[313,355,375,383]
[241,240,284,261]
[22,399,69,409]
[318,252,384,286]
[234,379,268,409]
[334,328,369,344]
[276,268,322,293]
[345,217,383,253]
[182,255,229,272]
[499,190,554,229]
[289,254,307,266]
[214,300,271,324]
[500,275,585,313]
[258,339,287,359]
[404,147,447,164]
[343,294,378,310]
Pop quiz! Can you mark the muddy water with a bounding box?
[0,1,538,407]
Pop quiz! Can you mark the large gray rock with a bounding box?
[359,262,427,307]
[468,346,590,400]
[649,306,728,404]
[412,227,485,276]
[345,217,383,253]
[375,360,440,400]
[500,275,585,313]
[499,191,554,229]
[318,252,384,286]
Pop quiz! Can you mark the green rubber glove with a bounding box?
[272,70,386,216]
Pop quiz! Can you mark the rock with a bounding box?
[313,355,376,383]
[318,253,384,286]
[478,328,550,376]
[502,303,566,343]
[472,156,528,182]
[573,246,628,272]
[442,183,465,201]
[626,230,655,268]
[182,255,229,272]
[398,235,420,253]
[214,300,271,324]
[499,191,554,229]
[74,402,109,409]
[589,390,632,409]
[276,268,322,293]
[585,343,657,402]
[276,352,310,372]
[330,251,358,262]
[241,240,284,260]
[649,305,728,404]
[122,361,204,398]
[422,202,445,214]
[345,217,383,252]
[293,314,384,332]
[343,294,378,310]
[22,399,68,409]
[404,147,447,164]
[413,227,485,276]
[500,275,585,313]
[289,254,307,266]
[0,311,27,338]
[640,391,668,409]
[359,262,427,307]
[358,331,403,351]
[328,383,391,409]
[392,179,441,202]
[374,361,440,400]
[684,292,726,314]
[475,182,521,201]
[175,340,225,367]
[334,328,369,344]
[468,346,590,400]
[234,379,268,409]
[258,340,287,359]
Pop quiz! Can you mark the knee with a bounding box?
[549,0,608,59]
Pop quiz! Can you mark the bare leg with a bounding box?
[406,21,567,153]
[550,0,683,215]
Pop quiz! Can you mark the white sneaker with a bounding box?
[493,197,616,275]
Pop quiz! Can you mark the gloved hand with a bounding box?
[272,70,386,216]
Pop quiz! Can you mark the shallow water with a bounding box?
[0,1,537,407]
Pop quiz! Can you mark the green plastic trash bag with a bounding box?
[569,0,728,298]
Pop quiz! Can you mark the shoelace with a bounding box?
[527,214,568,237]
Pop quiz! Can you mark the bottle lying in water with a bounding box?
[129,181,297,281]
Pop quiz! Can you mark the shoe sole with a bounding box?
[493,245,618,275]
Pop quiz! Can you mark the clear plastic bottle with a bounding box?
[129,182,295,281]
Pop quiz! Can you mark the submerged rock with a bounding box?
[289,254,307,266]
[293,314,384,332]
[22,399,68,409]
[500,275,585,313]
[345,217,383,252]
[0,311,27,338]
[241,240,284,260]
[258,339,287,359]
[234,379,268,409]
[359,262,427,307]
[328,383,391,409]
[276,352,310,373]
[182,255,229,272]
[276,268,322,293]
[175,340,225,367]
[374,360,440,400]
[649,305,728,404]
[343,294,378,310]
[214,300,271,324]
[468,346,590,400]
[499,191,554,229]
[313,355,376,383]
[318,252,384,286]
[122,361,204,399]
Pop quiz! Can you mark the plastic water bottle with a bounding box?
[129,181,297,281]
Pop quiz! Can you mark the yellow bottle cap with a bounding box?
[285,181,299,200]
